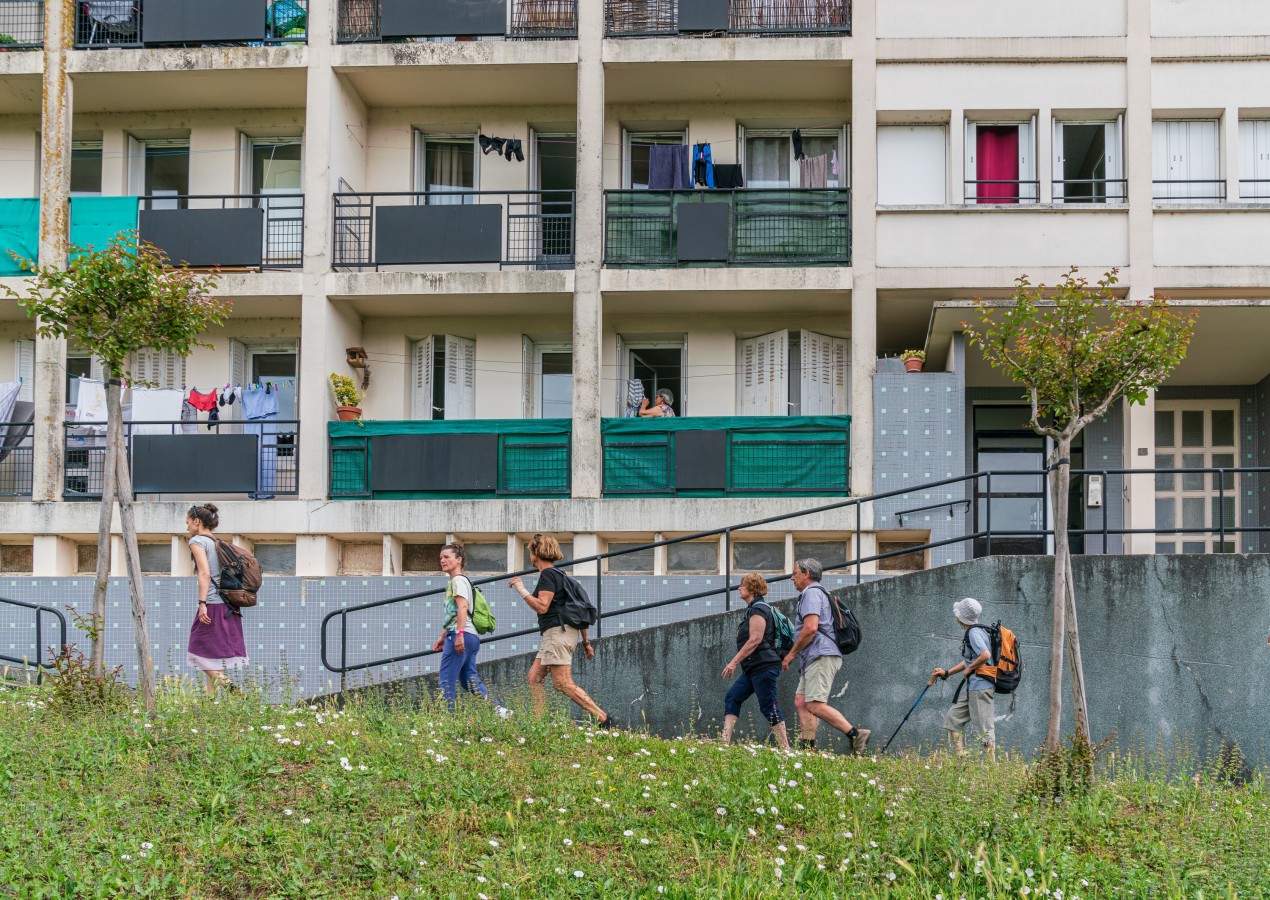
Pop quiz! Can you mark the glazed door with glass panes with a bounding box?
[1154,403,1238,554]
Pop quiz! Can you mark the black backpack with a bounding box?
[556,574,598,630]
[811,584,861,655]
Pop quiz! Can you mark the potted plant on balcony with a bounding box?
[330,373,362,421]
[901,349,926,373]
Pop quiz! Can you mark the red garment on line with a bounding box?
[976,126,1020,204]
[188,389,218,411]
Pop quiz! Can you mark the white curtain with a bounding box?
[746,137,789,188]
[427,142,474,205]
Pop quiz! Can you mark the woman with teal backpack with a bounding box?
[720,574,791,749]
[432,541,512,717]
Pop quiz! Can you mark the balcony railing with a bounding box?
[329,419,571,499]
[134,195,304,269]
[0,420,35,498]
[964,180,1040,204]
[333,190,575,271]
[1052,178,1128,204]
[0,1,44,49]
[604,188,851,267]
[1241,180,1270,200]
[64,420,299,499]
[74,0,308,49]
[605,0,849,37]
[1153,179,1227,203]
[602,415,850,497]
[336,0,576,42]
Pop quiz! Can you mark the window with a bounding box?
[402,543,444,573]
[877,125,946,205]
[617,337,685,416]
[0,545,33,573]
[71,141,103,196]
[244,137,303,266]
[523,541,573,569]
[965,119,1036,203]
[877,541,926,572]
[793,540,849,571]
[1239,119,1270,199]
[66,353,96,405]
[138,544,170,575]
[254,543,296,575]
[463,543,509,573]
[13,339,34,403]
[624,131,686,189]
[415,133,476,203]
[741,128,847,189]
[606,541,654,574]
[129,137,190,210]
[411,335,475,420]
[667,541,718,574]
[1154,403,1238,554]
[340,542,381,575]
[523,337,572,418]
[1053,119,1123,203]
[732,541,785,572]
[736,330,849,416]
[1152,120,1221,202]
[131,349,187,391]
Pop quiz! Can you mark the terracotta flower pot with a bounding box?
[336,406,362,421]
[903,357,924,373]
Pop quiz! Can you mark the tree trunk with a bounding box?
[112,410,156,711]
[89,376,120,678]
[1064,550,1091,739]
[1045,439,1072,752]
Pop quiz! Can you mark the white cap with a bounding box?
[953,597,982,625]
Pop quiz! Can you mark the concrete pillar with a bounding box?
[383,534,403,576]
[1223,106,1240,202]
[948,109,965,204]
[570,0,604,498]
[572,533,600,576]
[33,535,76,576]
[296,534,340,576]
[171,536,194,576]
[1038,106,1053,204]
[32,0,73,503]
[109,535,127,576]
[1122,393,1157,554]
[849,0,878,499]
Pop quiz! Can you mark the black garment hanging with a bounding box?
[503,138,524,162]
[714,164,744,189]
[792,129,806,161]
[479,134,506,156]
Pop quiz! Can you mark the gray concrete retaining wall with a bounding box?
[359,555,1270,761]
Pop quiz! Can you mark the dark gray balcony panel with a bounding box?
[132,435,260,493]
[370,433,499,492]
[678,0,728,31]
[674,429,727,490]
[139,208,265,268]
[375,204,502,265]
[144,0,264,43]
[380,0,507,37]
[676,201,730,262]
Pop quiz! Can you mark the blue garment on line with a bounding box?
[693,143,715,188]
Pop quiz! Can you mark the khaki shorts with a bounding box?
[535,624,581,668]
[795,655,842,704]
[944,687,996,746]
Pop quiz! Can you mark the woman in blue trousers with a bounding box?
[432,541,511,717]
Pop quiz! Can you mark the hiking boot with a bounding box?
[597,712,618,730]
[850,728,872,756]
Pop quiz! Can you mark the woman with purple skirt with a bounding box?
[185,503,247,694]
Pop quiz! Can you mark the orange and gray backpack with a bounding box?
[964,621,1022,694]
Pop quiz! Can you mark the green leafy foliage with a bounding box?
[2,232,228,383]
[330,372,361,407]
[962,268,1197,440]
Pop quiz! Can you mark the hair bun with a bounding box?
[203,503,219,514]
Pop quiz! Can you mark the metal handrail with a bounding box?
[320,463,1270,683]
[0,596,67,683]
[964,180,1041,203]
[1152,179,1227,202]
[0,0,44,49]
[1052,178,1129,203]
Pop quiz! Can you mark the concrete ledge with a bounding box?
[67,45,308,74]
[0,52,42,77]
[878,266,1133,292]
[333,40,577,69]
[602,36,852,65]
[1152,35,1270,60]
[601,266,852,295]
[878,36,1126,63]
[326,269,574,299]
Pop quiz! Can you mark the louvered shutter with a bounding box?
[444,335,475,420]
[522,335,535,418]
[131,349,185,389]
[735,330,788,416]
[411,337,433,420]
[800,330,850,416]
[14,339,34,402]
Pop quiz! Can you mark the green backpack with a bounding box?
[448,579,496,636]
[752,601,796,657]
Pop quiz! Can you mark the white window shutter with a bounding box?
[229,339,247,389]
[1052,120,1065,202]
[615,334,626,412]
[735,330,788,417]
[127,135,145,195]
[411,336,433,420]
[89,357,106,381]
[800,330,850,416]
[14,339,34,402]
[877,125,946,205]
[1020,117,1036,201]
[163,352,186,390]
[522,335,535,419]
[444,335,475,420]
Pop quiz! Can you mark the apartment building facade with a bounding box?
[0,0,1268,583]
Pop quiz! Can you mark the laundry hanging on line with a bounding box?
[693,143,715,188]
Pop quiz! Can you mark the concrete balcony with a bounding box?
[604,0,849,38]
[74,0,307,49]
[336,0,576,43]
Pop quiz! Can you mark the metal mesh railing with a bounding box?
[332,191,575,270]
[336,0,575,41]
[729,433,848,493]
[499,436,571,495]
[604,189,851,267]
[605,0,849,35]
[75,0,308,48]
[137,195,304,269]
[0,422,34,497]
[64,420,300,499]
[0,1,44,49]
[605,0,676,35]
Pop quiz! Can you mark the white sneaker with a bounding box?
[496,706,514,720]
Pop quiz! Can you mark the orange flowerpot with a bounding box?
[336,406,362,421]
[903,357,924,373]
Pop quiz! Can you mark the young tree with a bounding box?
[5,234,228,710]
[963,268,1196,752]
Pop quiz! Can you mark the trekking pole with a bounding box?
[881,683,933,754]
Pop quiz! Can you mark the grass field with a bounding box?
[0,676,1266,898]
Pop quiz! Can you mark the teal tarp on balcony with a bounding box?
[70,196,139,255]
[0,198,39,275]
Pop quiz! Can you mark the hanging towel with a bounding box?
[131,388,185,436]
[242,385,280,421]
[831,148,839,177]
[714,164,744,189]
[692,143,715,188]
[799,154,828,189]
[625,378,646,417]
[648,144,692,190]
[188,388,218,412]
[0,381,20,428]
[792,129,806,161]
[75,377,108,432]
[180,399,199,434]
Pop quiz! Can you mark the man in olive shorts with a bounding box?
[781,558,870,754]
